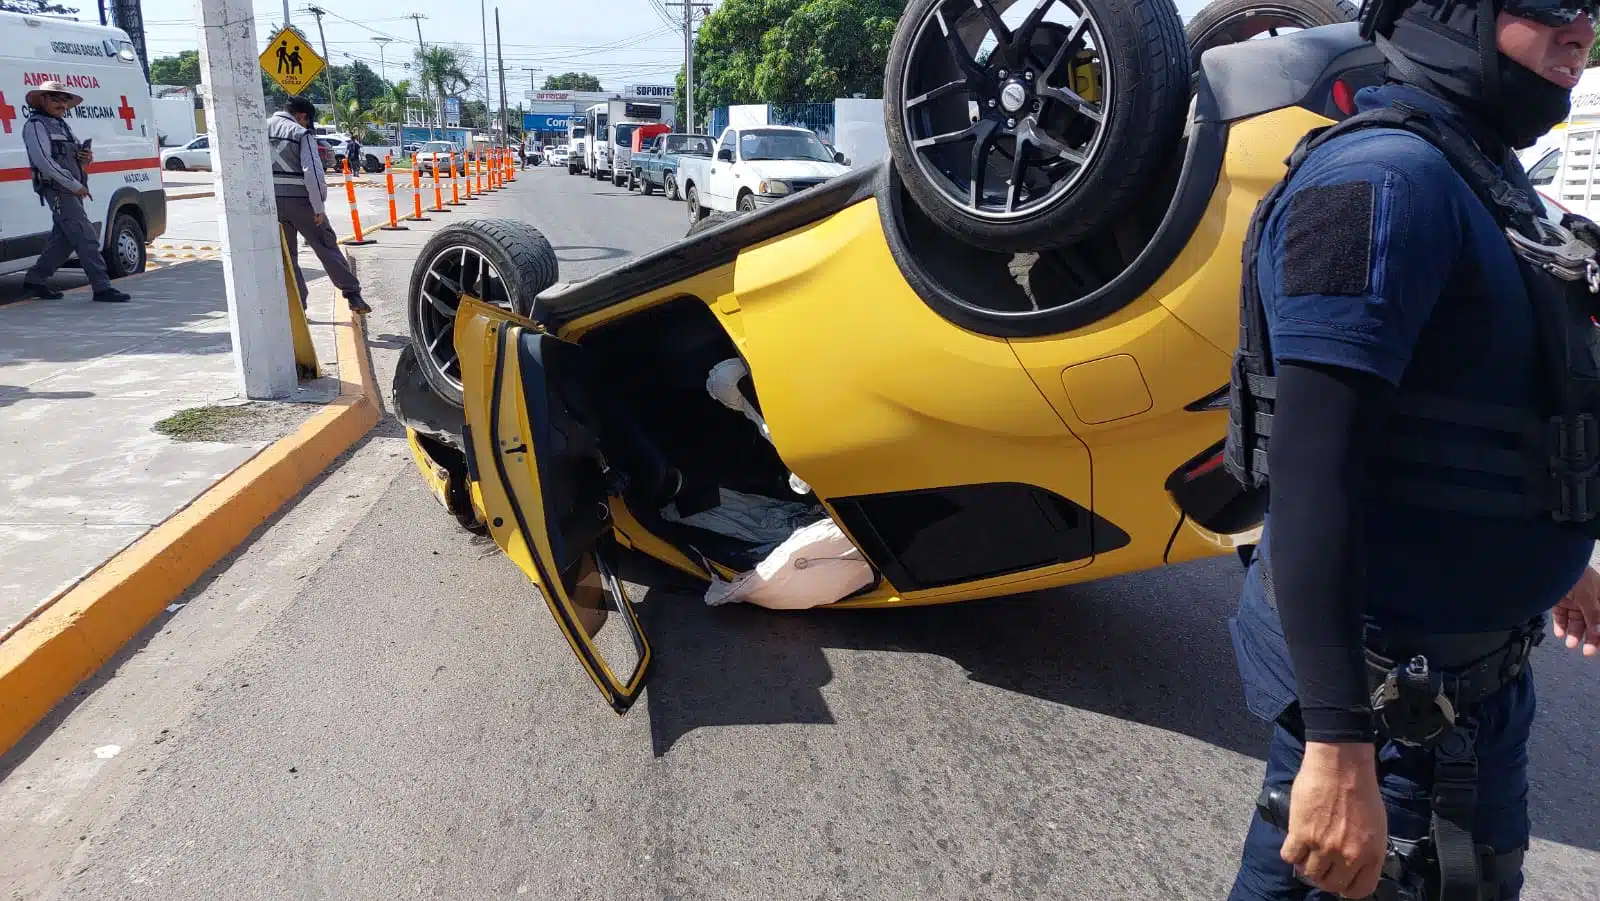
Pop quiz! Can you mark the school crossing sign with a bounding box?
[259,26,325,95]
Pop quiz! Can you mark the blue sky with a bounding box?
[128,0,1212,104]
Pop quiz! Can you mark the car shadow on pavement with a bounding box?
[552,245,630,263]
[630,551,1600,854]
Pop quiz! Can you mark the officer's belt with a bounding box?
[1362,621,1542,710]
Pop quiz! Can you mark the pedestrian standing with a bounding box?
[20,81,131,303]
[345,134,362,174]
[268,96,369,314]
[1223,0,1600,899]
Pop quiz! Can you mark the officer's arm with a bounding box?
[23,119,85,194]
[299,137,325,217]
[1264,144,1464,742]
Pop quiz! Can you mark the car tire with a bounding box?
[640,171,654,196]
[165,157,185,171]
[663,172,678,201]
[686,186,704,226]
[884,0,1188,253]
[1185,0,1358,79]
[737,192,758,213]
[407,218,559,409]
[686,210,741,237]
[613,171,627,188]
[101,211,146,279]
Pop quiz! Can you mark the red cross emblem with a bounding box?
[0,92,16,135]
[116,95,136,130]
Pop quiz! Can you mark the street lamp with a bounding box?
[372,37,393,83]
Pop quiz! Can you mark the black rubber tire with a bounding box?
[569,163,579,175]
[640,170,654,196]
[613,170,627,187]
[165,157,185,171]
[406,218,559,409]
[101,211,146,279]
[686,186,704,226]
[884,0,1189,253]
[737,192,758,212]
[1185,0,1358,78]
[686,210,742,237]
[663,172,678,201]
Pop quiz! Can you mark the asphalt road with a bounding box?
[2,164,1596,901]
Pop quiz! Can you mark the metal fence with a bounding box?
[707,102,837,142]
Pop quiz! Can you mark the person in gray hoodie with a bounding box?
[20,80,131,303]
[269,96,369,314]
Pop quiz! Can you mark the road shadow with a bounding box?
[626,551,1600,853]
[368,333,412,351]
[0,385,94,409]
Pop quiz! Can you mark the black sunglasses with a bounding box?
[1503,0,1600,26]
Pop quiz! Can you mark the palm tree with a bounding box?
[370,79,414,127]
[415,47,470,138]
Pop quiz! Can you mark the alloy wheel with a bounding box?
[900,0,1112,221]
[414,244,509,393]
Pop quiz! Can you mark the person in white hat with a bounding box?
[20,80,130,303]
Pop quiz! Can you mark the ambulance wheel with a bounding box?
[165,157,186,171]
[407,218,560,408]
[885,0,1188,253]
[102,212,147,279]
[1185,0,1358,79]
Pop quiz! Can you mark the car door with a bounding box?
[709,129,737,207]
[454,293,651,713]
[188,136,211,169]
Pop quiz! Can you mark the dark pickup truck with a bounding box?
[628,133,715,201]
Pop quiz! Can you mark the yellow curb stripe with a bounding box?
[0,301,379,755]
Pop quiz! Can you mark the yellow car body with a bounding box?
[396,24,1391,712]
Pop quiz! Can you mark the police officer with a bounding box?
[268,96,370,315]
[20,81,131,304]
[1225,0,1600,898]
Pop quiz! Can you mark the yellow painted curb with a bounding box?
[0,300,379,755]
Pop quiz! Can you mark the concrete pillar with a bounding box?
[196,0,298,399]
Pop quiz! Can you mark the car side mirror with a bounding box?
[834,151,846,164]
[718,148,733,162]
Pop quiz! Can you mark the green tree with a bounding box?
[543,72,602,91]
[150,51,202,88]
[344,60,387,107]
[415,46,472,132]
[370,79,416,127]
[1589,39,1600,68]
[0,0,76,14]
[691,0,903,124]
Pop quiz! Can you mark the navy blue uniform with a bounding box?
[1227,82,1593,900]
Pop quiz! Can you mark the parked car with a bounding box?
[676,125,851,223]
[161,133,211,171]
[549,146,570,167]
[629,132,713,200]
[395,0,1372,713]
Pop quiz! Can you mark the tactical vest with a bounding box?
[1226,101,1600,537]
[267,113,309,196]
[27,113,85,199]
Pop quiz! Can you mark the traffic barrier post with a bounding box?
[505,147,514,182]
[408,160,432,221]
[380,155,409,231]
[448,152,464,206]
[463,153,476,200]
[428,154,448,213]
[338,158,376,246]
[479,152,488,193]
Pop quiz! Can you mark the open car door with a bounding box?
[455,295,651,714]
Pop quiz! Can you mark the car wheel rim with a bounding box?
[900,0,1112,222]
[1195,7,1319,48]
[116,228,141,272]
[415,244,508,392]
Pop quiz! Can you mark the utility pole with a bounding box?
[667,1,711,134]
[305,6,341,132]
[479,0,493,142]
[495,8,508,146]
[281,0,291,28]
[196,0,297,398]
[406,13,433,140]
[373,37,393,83]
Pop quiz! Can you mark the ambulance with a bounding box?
[0,10,165,282]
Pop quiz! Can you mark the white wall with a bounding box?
[832,98,887,168]
[152,95,197,147]
[727,104,769,130]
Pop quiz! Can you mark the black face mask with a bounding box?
[1496,52,1574,148]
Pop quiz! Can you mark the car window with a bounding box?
[739,129,834,162]
[192,137,208,149]
[717,131,736,159]
[1528,149,1561,187]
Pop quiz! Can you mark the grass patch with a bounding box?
[154,405,253,441]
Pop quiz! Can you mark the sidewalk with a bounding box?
[0,263,340,636]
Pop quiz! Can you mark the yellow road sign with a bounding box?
[260,26,325,96]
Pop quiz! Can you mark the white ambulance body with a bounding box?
[0,11,165,280]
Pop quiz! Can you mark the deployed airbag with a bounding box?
[703,518,874,609]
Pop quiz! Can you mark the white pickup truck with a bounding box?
[676,125,850,226]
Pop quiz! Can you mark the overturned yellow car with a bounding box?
[394,0,1383,712]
